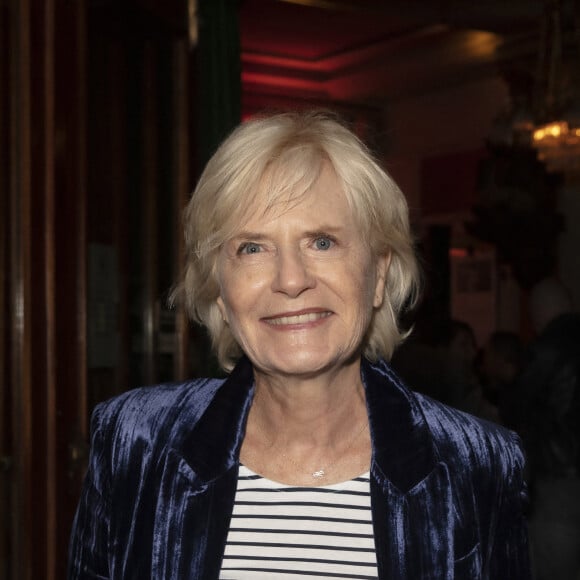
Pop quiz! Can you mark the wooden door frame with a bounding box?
[1,0,88,578]
[1,2,195,576]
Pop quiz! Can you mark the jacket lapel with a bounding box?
[363,359,455,579]
[156,357,256,579]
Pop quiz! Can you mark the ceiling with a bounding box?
[239,0,546,107]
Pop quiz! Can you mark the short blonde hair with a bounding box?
[174,110,420,371]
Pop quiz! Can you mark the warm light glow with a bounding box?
[188,0,197,47]
[464,31,502,59]
[533,121,567,142]
[531,120,580,172]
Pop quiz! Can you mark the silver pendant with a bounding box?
[312,470,325,478]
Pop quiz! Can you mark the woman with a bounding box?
[69,111,530,579]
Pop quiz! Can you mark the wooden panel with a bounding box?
[9,1,34,577]
[4,0,88,577]
[85,25,128,407]
[172,40,190,381]
[29,0,57,576]
[0,0,12,573]
[109,42,130,393]
[53,1,88,574]
[142,41,158,385]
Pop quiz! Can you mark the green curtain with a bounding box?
[197,0,242,170]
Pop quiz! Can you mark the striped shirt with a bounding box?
[219,465,378,579]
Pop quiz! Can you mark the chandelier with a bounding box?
[492,0,580,172]
[532,121,580,172]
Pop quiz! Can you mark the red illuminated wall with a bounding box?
[420,148,487,215]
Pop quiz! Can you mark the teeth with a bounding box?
[268,311,331,326]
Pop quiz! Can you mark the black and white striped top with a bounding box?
[219,465,378,579]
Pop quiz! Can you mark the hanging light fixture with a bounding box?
[491,0,580,172]
[528,0,580,172]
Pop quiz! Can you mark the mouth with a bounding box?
[264,310,332,326]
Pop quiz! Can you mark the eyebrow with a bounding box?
[233,225,345,239]
[303,227,344,237]
[229,232,269,242]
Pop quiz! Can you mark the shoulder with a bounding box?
[414,391,525,478]
[365,357,525,485]
[90,377,226,448]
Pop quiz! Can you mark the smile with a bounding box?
[265,311,332,326]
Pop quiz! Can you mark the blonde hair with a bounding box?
[173,110,420,371]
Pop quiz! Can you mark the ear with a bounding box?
[216,295,229,324]
[373,252,391,308]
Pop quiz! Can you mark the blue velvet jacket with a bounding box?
[68,357,531,579]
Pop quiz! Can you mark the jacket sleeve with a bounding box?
[68,404,112,579]
[487,432,532,579]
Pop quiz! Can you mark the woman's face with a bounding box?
[216,162,389,379]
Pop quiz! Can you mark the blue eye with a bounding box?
[314,236,333,250]
[239,242,261,255]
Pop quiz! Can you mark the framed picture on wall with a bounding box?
[450,246,496,347]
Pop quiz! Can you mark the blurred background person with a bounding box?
[511,277,580,580]
[394,318,501,423]
[479,330,524,424]
[437,319,500,423]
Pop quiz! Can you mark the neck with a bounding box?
[250,359,366,448]
[239,358,371,485]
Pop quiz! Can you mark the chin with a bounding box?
[258,348,357,378]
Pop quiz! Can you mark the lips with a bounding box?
[264,310,332,326]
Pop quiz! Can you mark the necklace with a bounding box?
[256,418,370,480]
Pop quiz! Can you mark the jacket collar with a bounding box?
[176,357,255,485]
[175,356,438,494]
[362,357,439,493]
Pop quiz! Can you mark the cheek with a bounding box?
[218,273,267,324]
[218,287,242,323]
[335,264,378,322]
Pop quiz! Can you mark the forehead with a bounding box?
[230,161,355,234]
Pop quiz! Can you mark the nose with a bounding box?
[271,248,315,297]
